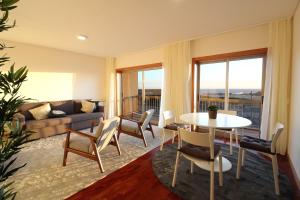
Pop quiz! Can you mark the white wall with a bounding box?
[116,24,268,68]
[191,24,268,57]
[116,47,163,68]
[289,3,300,183]
[2,41,106,101]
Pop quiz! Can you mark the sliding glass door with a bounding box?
[228,58,264,129]
[194,55,266,130]
[117,67,163,124]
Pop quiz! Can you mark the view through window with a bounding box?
[138,69,163,124]
[117,67,163,125]
[196,57,265,129]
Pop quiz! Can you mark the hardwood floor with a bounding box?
[67,140,300,200]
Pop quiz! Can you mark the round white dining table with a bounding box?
[180,112,252,172]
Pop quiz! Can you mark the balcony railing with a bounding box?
[122,95,161,124]
[199,96,262,129]
[122,94,261,129]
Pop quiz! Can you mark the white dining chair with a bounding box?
[216,110,238,155]
[236,122,284,195]
[172,128,223,200]
[160,110,189,151]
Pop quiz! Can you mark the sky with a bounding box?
[138,69,163,89]
[137,58,263,90]
[200,58,263,89]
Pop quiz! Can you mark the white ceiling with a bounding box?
[0,0,299,57]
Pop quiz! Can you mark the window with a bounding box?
[193,49,267,131]
[116,63,163,124]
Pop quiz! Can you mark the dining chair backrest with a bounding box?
[271,122,284,153]
[141,109,155,131]
[179,128,214,159]
[163,110,175,125]
[96,117,120,152]
[218,110,237,116]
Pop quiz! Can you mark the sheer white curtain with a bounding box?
[159,41,192,127]
[105,57,117,119]
[260,18,292,155]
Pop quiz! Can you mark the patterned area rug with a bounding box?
[7,126,170,200]
[152,143,293,200]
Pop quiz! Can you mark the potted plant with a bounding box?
[0,0,31,199]
[208,105,218,119]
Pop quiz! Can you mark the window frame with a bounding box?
[191,48,267,124]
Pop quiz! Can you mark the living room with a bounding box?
[1,0,300,200]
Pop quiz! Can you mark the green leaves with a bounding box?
[0,0,19,11]
[0,0,19,32]
[0,1,30,199]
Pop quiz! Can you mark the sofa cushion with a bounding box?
[81,100,95,113]
[73,100,83,114]
[29,103,51,120]
[50,100,74,115]
[18,102,44,120]
[26,117,72,129]
[68,112,102,123]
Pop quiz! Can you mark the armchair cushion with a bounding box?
[120,120,139,134]
[179,143,221,161]
[63,134,93,153]
[240,136,273,154]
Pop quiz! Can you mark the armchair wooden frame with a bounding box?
[63,120,121,173]
[117,110,155,147]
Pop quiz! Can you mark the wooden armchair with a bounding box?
[117,109,155,147]
[63,117,121,172]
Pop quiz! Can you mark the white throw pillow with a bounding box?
[81,101,95,113]
[29,103,51,120]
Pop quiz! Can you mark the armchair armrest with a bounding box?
[66,128,97,141]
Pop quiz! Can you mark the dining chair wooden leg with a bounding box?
[241,148,245,167]
[229,132,233,155]
[172,151,181,187]
[160,129,166,151]
[236,147,242,179]
[92,143,104,173]
[210,161,215,200]
[190,161,194,174]
[218,154,223,186]
[272,155,280,195]
[113,134,121,156]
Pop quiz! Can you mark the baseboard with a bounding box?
[288,155,300,190]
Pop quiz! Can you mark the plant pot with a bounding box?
[208,110,217,119]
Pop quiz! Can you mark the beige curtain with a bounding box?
[105,57,117,119]
[159,40,192,127]
[260,18,292,155]
[122,71,139,115]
